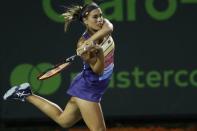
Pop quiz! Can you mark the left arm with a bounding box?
[76,19,113,74]
[79,44,105,75]
[88,45,104,75]
[88,18,113,42]
[77,19,113,55]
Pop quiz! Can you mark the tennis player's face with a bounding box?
[85,8,104,31]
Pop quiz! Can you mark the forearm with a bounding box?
[89,19,113,42]
[89,28,112,42]
[89,48,104,74]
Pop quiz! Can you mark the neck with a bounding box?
[86,28,97,36]
[86,28,104,45]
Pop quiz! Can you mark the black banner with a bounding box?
[1,0,197,120]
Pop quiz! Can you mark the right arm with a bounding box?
[88,18,113,42]
[76,38,104,75]
[88,45,104,75]
[82,18,113,46]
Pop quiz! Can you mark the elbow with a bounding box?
[106,23,113,34]
[107,28,113,34]
[103,18,113,34]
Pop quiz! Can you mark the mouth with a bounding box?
[97,23,103,27]
[97,24,103,28]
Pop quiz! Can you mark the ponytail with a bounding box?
[62,2,100,32]
[62,5,82,32]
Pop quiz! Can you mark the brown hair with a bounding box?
[62,5,82,32]
[62,2,99,32]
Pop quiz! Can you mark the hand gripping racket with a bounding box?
[37,43,93,80]
[37,36,114,80]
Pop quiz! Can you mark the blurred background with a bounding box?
[1,0,197,130]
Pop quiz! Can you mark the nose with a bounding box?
[97,17,103,23]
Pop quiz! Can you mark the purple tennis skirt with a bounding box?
[67,69,110,102]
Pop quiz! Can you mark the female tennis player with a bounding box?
[3,2,115,131]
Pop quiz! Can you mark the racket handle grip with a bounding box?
[66,55,77,62]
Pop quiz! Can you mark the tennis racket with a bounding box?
[37,55,78,80]
[37,43,94,80]
[37,43,93,80]
[37,36,114,80]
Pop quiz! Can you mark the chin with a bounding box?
[93,27,102,31]
[97,26,102,30]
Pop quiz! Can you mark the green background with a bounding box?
[1,0,197,121]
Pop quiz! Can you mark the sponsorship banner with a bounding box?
[1,0,197,120]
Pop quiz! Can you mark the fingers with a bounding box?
[83,40,94,47]
[76,40,94,56]
[76,46,87,56]
[76,40,103,56]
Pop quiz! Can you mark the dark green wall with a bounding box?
[1,0,197,120]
